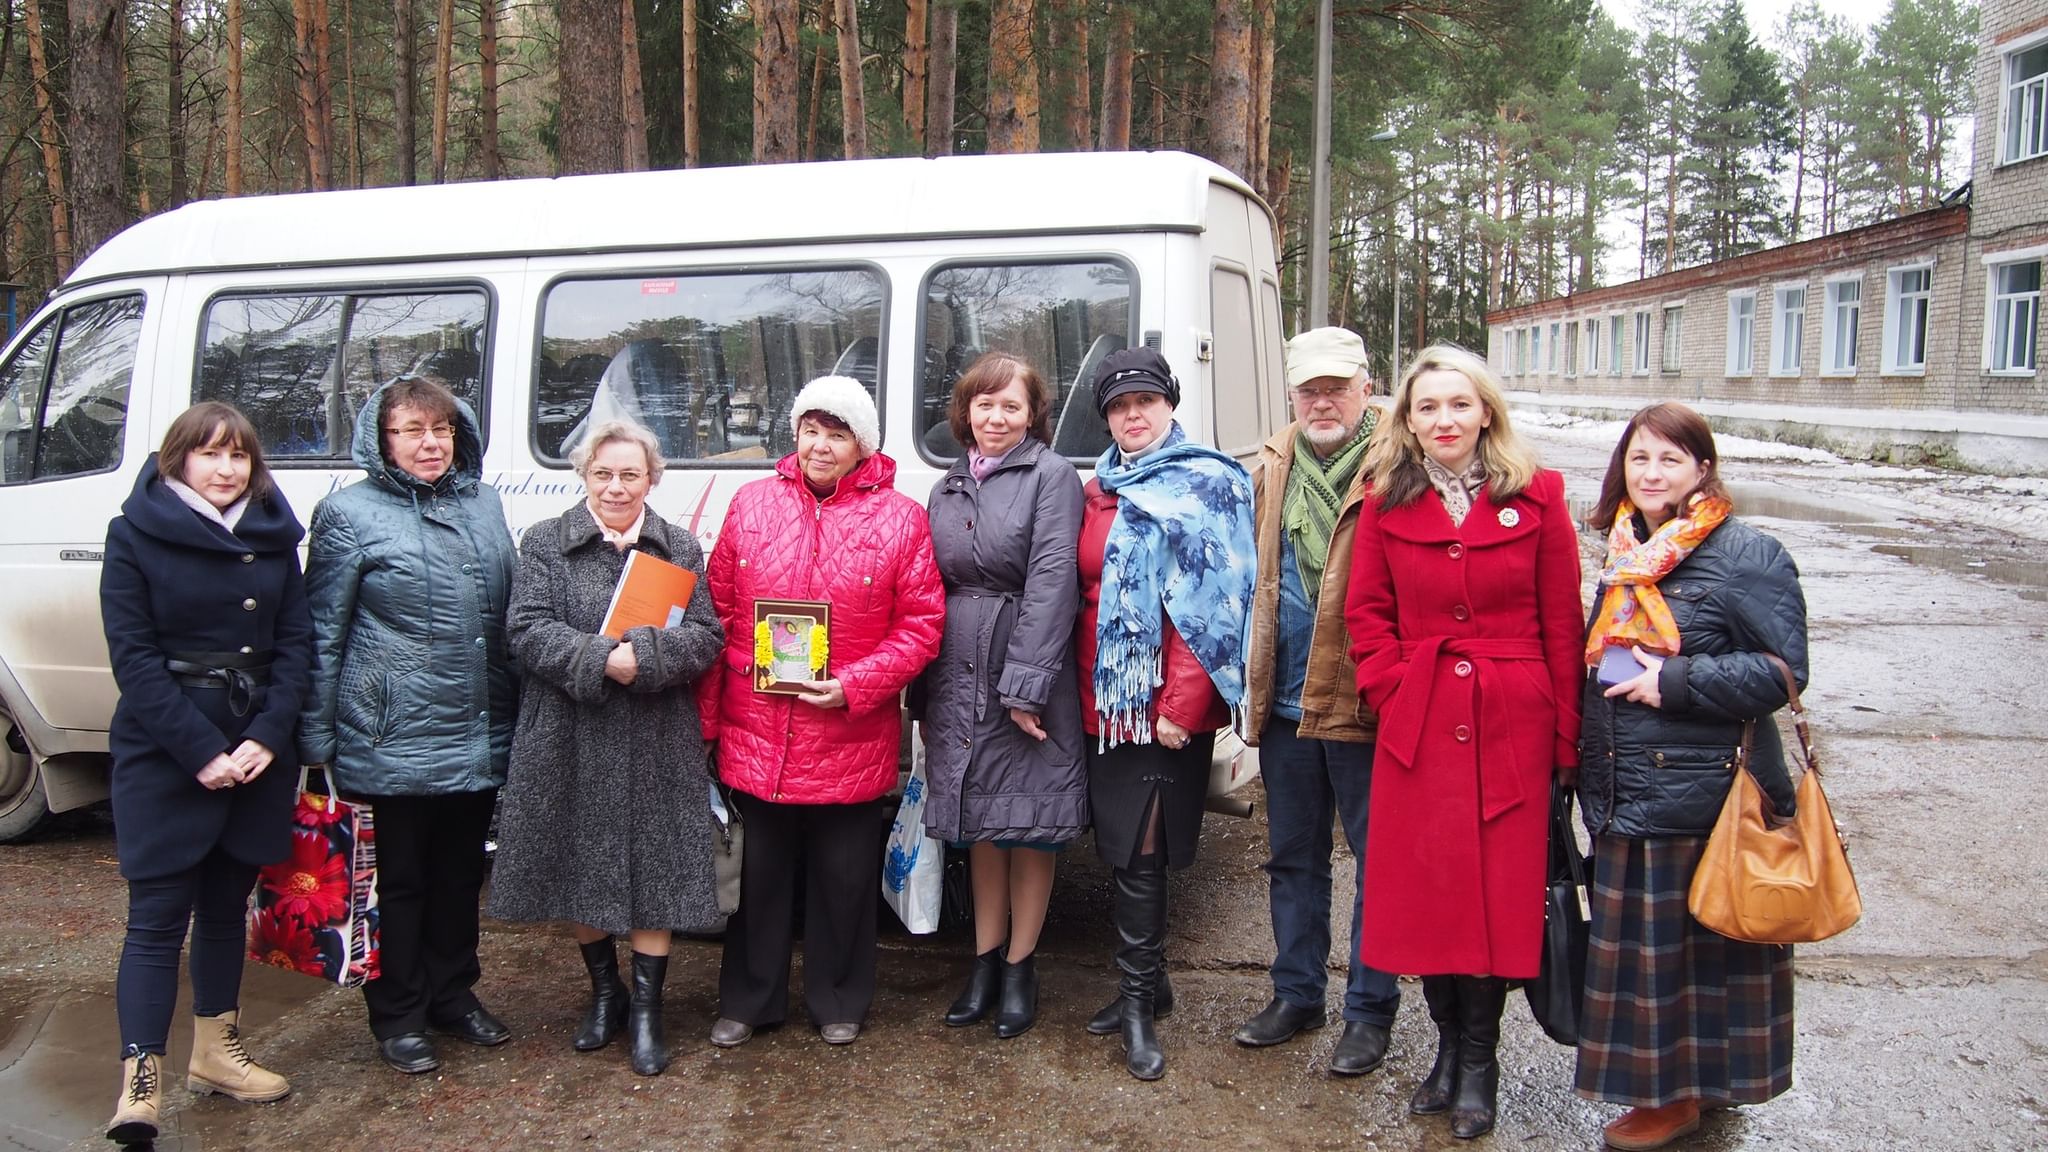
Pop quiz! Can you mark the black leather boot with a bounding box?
[1086,970,1173,1035]
[993,952,1038,1039]
[1449,976,1508,1139]
[944,945,1004,1027]
[573,936,629,1051]
[1113,865,1168,1080]
[626,952,670,1076]
[1409,975,1462,1114]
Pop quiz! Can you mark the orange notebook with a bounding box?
[599,551,700,639]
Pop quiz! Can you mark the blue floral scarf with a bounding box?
[1092,423,1258,746]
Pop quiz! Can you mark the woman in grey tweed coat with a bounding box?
[486,420,723,1077]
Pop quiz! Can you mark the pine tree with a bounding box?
[1679,0,1789,264]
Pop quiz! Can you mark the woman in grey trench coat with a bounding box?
[486,420,725,1077]
[917,352,1088,1040]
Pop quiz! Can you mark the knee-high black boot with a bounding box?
[627,952,671,1076]
[574,936,629,1052]
[1113,865,1168,1081]
[1410,975,1462,1115]
[1449,976,1508,1139]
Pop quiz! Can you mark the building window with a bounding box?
[1661,305,1683,373]
[1990,259,2041,374]
[1771,285,1806,376]
[1633,309,1651,374]
[1609,315,1624,376]
[1583,318,1599,374]
[1563,322,1577,377]
[1726,291,1756,375]
[1883,265,1932,375]
[1531,324,1544,374]
[2006,40,2048,165]
[1821,279,1860,376]
[1548,322,1561,373]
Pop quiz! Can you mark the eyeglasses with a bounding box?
[385,422,456,443]
[587,469,647,487]
[1292,384,1357,405]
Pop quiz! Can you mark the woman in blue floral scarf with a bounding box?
[1072,347,1256,1081]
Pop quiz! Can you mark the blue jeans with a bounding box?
[1259,717,1399,1026]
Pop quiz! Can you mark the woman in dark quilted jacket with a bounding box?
[699,375,944,1049]
[1575,402,1810,1151]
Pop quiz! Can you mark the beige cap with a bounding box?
[1284,327,1370,389]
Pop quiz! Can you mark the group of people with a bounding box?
[97,325,1807,1152]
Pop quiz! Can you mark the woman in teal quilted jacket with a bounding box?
[300,373,517,1076]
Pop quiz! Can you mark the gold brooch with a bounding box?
[1497,508,1520,528]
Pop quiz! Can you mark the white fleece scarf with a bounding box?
[165,476,251,533]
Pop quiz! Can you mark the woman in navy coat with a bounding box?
[100,402,315,1146]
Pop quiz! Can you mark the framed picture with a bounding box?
[752,598,831,694]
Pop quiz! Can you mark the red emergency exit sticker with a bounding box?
[642,280,678,295]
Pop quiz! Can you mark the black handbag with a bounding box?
[1526,782,1591,1046]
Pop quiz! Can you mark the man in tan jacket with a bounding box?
[1232,327,1399,1076]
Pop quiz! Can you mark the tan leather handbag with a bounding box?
[1688,654,1862,945]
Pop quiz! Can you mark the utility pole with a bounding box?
[1308,0,1333,327]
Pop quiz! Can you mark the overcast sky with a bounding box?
[1600,0,1880,39]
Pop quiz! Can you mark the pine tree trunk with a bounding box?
[431,0,454,181]
[805,1,831,161]
[345,0,361,186]
[293,0,322,187]
[622,0,649,170]
[227,0,243,195]
[682,0,700,166]
[835,0,866,158]
[1250,0,1273,195]
[394,0,417,184]
[1098,9,1132,151]
[754,0,800,162]
[1045,0,1088,150]
[479,0,499,179]
[169,0,188,207]
[986,0,1038,153]
[313,0,336,186]
[558,0,624,173]
[1205,0,1251,180]
[23,0,70,275]
[924,1,955,156]
[68,0,127,259]
[903,0,927,149]
[1488,110,1506,312]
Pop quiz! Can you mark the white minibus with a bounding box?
[0,150,1286,839]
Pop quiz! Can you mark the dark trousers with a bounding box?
[358,789,496,1040]
[117,845,259,1055]
[718,792,880,1029]
[1259,717,1400,1027]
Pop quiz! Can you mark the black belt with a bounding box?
[166,650,274,718]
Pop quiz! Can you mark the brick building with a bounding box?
[1484,0,2048,468]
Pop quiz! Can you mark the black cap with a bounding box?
[1092,347,1181,416]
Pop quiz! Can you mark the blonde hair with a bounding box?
[569,419,665,482]
[1363,343,1540,509]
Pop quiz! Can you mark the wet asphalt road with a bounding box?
[2,424,2046,1151]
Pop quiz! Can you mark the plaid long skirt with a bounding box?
[1574,833,1795,1107]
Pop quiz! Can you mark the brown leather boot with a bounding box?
[106,1049,162,1145]
[186,1010,291,1103]
[1603,1100,1703,1150]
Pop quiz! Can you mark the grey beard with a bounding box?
[1303,421,1356,453]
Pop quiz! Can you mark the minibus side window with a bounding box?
[0,294,144,484]
[197,290,488,460]
[918,260,1134,463]
[536,269,885,464]
[1209,266,1259,456]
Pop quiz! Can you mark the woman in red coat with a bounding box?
[1344,344,1583,1139]
[700,375,945,1049]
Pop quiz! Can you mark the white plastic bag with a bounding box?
[882,754,943,935]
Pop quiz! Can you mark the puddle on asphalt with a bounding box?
[0,965,322,1151]
[1566,482,1884,526]
[1872,544,2048,600]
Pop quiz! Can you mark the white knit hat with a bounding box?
[788,375,881,456]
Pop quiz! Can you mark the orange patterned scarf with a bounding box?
[1584,493,1732,665]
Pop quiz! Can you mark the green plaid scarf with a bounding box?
[1282,411,1375,600]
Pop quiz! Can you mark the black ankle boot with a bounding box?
[573,936,628,1051]
[627,952,670,1076]
[1112,865,1168,1080]
[945,946,1004,1027]
[993,952,1038,1039]
[1448,976,1507,1138]
[1409,975,1462,1115]
[1086,970,1173,1035]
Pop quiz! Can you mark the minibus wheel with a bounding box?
[0,707,49,843]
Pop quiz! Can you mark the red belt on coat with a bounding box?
[1377,636,1545,821]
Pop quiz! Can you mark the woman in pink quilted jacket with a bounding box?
[700,375,945,1048]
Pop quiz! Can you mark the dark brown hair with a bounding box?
[380,375,462,430]
[1588,401,1731,530]
[157,401,273,501]
[947,352,1052,450]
